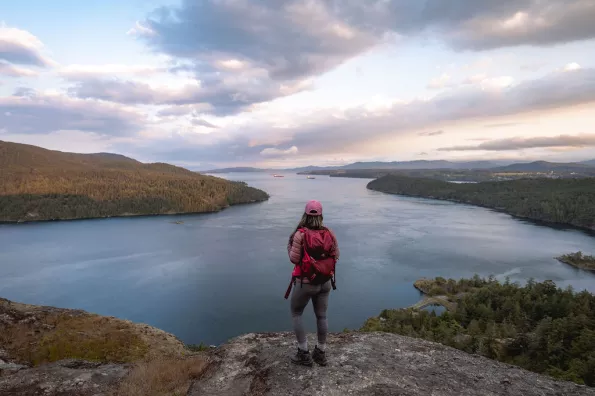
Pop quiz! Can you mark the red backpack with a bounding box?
[285,228,337,299]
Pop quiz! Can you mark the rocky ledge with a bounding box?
[2,296,595,396]
[0,297,198,396]
[0,359,128,395]
[190,332,595,396]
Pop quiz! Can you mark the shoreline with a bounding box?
[367,186,595,234]
[0,198,268,225]
[556,257,595,272]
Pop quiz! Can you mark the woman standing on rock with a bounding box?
[286,200,339,367]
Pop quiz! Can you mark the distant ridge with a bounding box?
[494,161,595,173]
[206,160,512,173]
[0,141,141,170]
[207,159,595,174]
[340,160,502,170]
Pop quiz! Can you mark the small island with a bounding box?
[556,251,595,271]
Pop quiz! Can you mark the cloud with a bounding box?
[438,134,595,151]
[462,74,488,85]
[383,0,595,50]
[479,76,515,91]
[418,130,444,137]
[441,4,595,50]
[128,1,379,115]
[117,68,595,165]
[191,118,219,129]
[430,73,514,92]
[563,62,582,72]
[0,25,55,67]
[113,132,269,164]
[260,146,299,158]
[60,64,164,78]
[12,86,37,97]
[126,21,156,37]
[484,122,524,128]
[68,78,168,105]
[0,60,37,77]
[155,104,212,117]
[123,0,595,116]
[271,67,595,153]
[427,74,453,90]
[0,91,144,136]
[141,1,378,81]
[68,76,312,116]
[140,1,595,71]
[520,63,546,72]
[214,59,249,71]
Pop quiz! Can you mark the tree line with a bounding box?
[557,252,595,271]
[362,277,595,386]
[367,175,595,230]
[0,142,269,222]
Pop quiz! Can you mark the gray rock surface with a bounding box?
[189,332,595,396]
[0,362,28,373]
[0,359,128,396]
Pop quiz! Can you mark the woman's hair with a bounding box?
[292,213,325,237]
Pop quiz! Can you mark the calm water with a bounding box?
[1,173,594,345]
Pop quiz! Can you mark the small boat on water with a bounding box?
[306,176,316,179]
[272,174,285,178]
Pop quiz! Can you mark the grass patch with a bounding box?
[1,313,148,366]
[112,355,208,396]
[32,315,149,365]
[186,342,211,352]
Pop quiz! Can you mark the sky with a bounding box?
[1,0,595,169]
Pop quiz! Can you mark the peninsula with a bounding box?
[364,276,595,387]
[0,141,269,223]
[367,174,595,231]
[557,252,595,271]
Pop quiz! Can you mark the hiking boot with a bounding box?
[290,348,313,367]
[312,346,328,366]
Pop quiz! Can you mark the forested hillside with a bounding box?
[367,175,595,230]
[0,141,269,222]
[362,277,595,386]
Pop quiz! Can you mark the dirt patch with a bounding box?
[111,355,208,396]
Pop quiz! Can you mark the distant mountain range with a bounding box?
[206,160,512,173]
[494,161,595,173]
[206,159,595,174]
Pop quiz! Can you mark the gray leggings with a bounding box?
[290,280,331,347]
